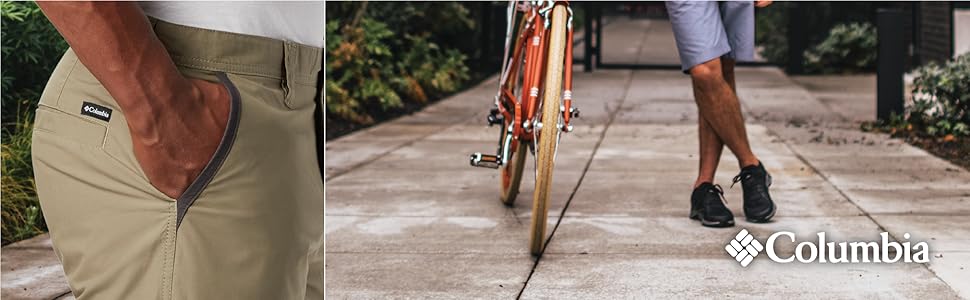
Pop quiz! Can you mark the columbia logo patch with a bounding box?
[725,229,764,267]
[81,102,112,122]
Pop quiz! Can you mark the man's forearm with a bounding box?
[38,2,194,139]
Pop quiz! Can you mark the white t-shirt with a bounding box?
[138,1,324,48]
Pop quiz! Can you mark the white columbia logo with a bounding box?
[725,229,763,267]
[83,105,109,118]
[725,229,930,267]
[80,101,112,122]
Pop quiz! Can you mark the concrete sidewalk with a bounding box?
[1,234,72,300]
[325,18,969,299]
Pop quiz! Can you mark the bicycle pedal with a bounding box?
[469,152,501,169]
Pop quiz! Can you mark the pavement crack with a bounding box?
[765,125,963,296]
[49,291,72,300]
[516,68,636,299]
[325,114,478,183]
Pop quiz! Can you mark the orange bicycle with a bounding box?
[470,0,578,255]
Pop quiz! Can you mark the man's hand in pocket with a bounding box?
[130,78,230,198]
[38,2,231,198]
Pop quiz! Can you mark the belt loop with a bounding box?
[282,41,297,108]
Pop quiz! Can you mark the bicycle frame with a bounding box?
[469,0,575,256]
[490,0,576,167]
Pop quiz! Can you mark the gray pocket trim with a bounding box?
[176,72,242,228]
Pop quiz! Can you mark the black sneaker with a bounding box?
[689,183,735,227]
[733,162,777,223]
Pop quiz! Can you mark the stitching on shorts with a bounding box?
[173,55,271,71]
[37,104,108,128]
[31,127,57,134]
[160,204,174,300]
[171,55,318,85]
[36,107,168,200]
[33,105,109,150]
[102,119,110,149]
[171,59,270,79]
[171,58,283,82]
[43,106,149,188]
[52,54,80,108]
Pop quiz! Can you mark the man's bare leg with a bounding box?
[695,118,723,188]
[690,57,759,168]
[693,58,739,188]
[692,57,776,224]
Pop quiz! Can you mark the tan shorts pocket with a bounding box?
[33,105,108,149]
[174,72,243,227]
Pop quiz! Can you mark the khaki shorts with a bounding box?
[31,19,323,299]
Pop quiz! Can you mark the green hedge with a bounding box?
[325,2,473,125]
[1,1,66,244]
[2,1,66,124]
[803,22,877,74]
[755,2,881,74]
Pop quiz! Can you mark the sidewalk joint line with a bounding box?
[765,125,962,296]
[516,68,636,299]
[50,291,72,300]
[754,73,961,294]
[325,116,477,183]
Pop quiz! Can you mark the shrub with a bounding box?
[907,54,970,137]
[325,2,471,125]
[1,112,43,245]
[1,1,67,125]
[803,22,877,74]
[1,1,63,244]
[755,2,789,66]
[755,3,883,73]
[325,18,398,124]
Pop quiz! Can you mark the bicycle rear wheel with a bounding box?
[529,4,568,256]
[500,14,531,206]
[500,135,527,205]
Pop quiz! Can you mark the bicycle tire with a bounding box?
[529,4,567,256]
[500,137,527,206]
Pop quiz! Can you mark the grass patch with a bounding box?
[1,109,44,245]
[2,1,65,244]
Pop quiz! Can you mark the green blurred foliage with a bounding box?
[804,23,877,74]
[1,114,43,245]
[1,1,64,244]
[2,1,67,124]
[325,2,472,125]
[909,54,970,137]
[756,2,881,74]
[754,2,788,67]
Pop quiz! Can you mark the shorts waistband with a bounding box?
[150,18,322,86]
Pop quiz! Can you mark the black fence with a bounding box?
[569,2,956,73]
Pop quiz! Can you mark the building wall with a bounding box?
[915,2,953,64]
[955,9,970,57]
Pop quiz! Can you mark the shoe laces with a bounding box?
[708,184,728,205]
[730,173,749,188]
[732,171,773,207]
